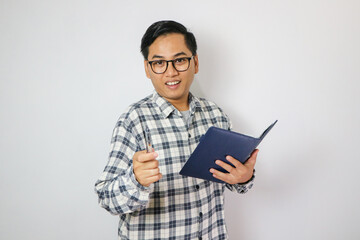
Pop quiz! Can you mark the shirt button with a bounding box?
[195,185,200,190]
[188,133,191,138]
[199,212,203,218]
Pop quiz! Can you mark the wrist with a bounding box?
[238,169,255,184]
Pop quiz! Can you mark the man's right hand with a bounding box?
[133,150,162,187]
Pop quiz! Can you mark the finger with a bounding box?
[209,168,231,183]
[148,165,160,175]
[142,173,162,187]
[137,151,158,163]
[225,155,241,168]
[143,159,159,169]
[134,160,159,174]
[245,149,259,168]
[225,155,248,172]
[142,167,161,177]
[215,159,235,173]
[135,167,161,181]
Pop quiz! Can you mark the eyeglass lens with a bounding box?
[150,57,191,74]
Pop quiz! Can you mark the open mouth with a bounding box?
[165,81,180,86]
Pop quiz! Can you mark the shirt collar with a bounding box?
[152,91,202,118]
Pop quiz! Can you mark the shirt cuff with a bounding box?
[227,169,256,193]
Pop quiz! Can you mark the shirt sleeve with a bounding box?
[94,116,150,215]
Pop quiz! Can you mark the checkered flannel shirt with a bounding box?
[95,91,254,240]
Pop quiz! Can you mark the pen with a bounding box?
[145,127,153,153]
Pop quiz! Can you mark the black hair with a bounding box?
[140,20,197,60]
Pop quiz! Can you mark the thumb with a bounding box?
[245,149,259,167]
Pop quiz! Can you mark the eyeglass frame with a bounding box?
[147,56,194,74]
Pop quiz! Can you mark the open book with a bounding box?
[179,120,278,183]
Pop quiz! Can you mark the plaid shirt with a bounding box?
[95,91,254,240]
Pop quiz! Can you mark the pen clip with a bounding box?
[145,127,153,153]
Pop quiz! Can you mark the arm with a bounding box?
[94,118,150,215]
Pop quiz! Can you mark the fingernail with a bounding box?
[153,152,158,157]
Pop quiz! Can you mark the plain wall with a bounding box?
[1,1,359,239]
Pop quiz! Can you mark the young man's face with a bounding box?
[144,33,199,109]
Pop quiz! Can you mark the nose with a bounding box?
[165,61,179,77]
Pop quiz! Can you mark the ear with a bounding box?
[144,60,151,79]
[193,55,199,74]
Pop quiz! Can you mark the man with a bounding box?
[95,20,258,240]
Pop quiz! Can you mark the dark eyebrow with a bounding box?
[174,52,187,57]
[150,54,164,60]
[150,52,188,60]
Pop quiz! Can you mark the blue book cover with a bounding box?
[179,120,277,183]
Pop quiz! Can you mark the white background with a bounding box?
[1,1,359,239]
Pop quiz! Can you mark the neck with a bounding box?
[170,99,189,111]
[173,102,189,111]
[166,95,190,111]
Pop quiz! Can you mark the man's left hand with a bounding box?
[210,149,259,184]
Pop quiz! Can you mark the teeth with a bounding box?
[166,81,180,86]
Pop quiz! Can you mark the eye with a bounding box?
[174,58,186,64]
[153,60,165,66]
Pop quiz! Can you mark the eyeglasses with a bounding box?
[147,56,194,74]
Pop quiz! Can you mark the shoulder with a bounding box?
[197,96,227,115]
[118,94,153,122]
[113,94,155,133]
[193,95,232,130]
[111,95,154,148]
